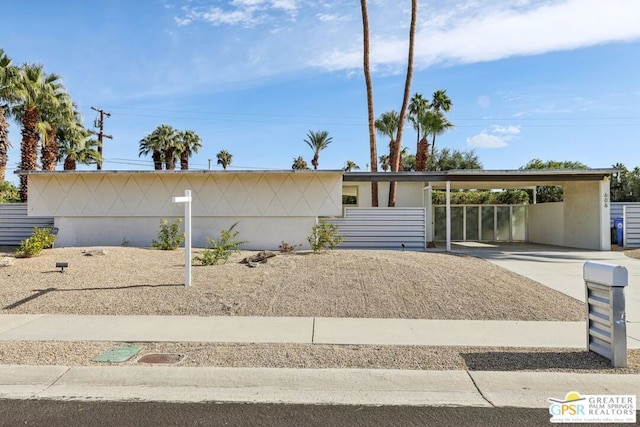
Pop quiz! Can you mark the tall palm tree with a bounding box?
[379,154,390,172]
[216,149,232,170]
[344,160,360,172]
[424,111,453,170]
[388,0,417,207]
[177,129,202,170]
[360,0,378,206]
[11,64,64,202]
[375,111,399,172]
[304,130,332,170]
[429,89,452,161]
[408,93,430,171]
[292,156,309,170]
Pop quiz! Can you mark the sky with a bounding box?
[2,0,640,184]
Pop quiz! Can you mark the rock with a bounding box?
[240,251,276,265]
[83,249,107,256]
[0,257,14,267]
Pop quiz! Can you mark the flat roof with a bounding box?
[343,169,619,190]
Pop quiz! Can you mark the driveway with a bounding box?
[451,242,640,343]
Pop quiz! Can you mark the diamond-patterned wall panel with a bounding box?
[28,172,342,218]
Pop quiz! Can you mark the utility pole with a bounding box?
[91,107,112,170]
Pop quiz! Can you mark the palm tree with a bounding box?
[360,0,378,206]
[216,149,232,170]
[304,130,332,170]
[0,48,17,182]
[58,120,100,170]
[11,64,64,202]
[388,0,417,207]
[138,124,178,170]
[292,156,309,170]
[375,111,399,172]
[424,111,453,170]
[39,94,75,171]
[379,154,390,172]
[159,125,180,170]
[408,93,430,171]
[344,160,360,172]
[429,89,452,161]
[177,130,202,170]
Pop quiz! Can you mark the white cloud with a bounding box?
[166,0,640,95]
[178,0,299,27]
[467,132,509,148]
[467,122,521,148]
[491,125,520,135]
[310,0,640,71]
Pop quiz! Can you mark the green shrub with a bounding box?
[152,218,185,250]
[0,181,20,203]
[308,219,344,253]
[194,223,247,266]
[16,227,56,258]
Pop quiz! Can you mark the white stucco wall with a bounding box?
[28,171,343,250]
[528,202,565,246]
[563,180,611,250]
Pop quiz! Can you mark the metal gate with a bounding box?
[0,203,54,245]
[326,207,426,250]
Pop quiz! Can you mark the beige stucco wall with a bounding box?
[528,202,565,246]
[563,180,611,250]
[28,171,343,249]
[528,180,610,250]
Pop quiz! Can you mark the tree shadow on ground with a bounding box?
[3,284,183,310]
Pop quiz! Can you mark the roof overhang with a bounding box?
[343,169,618,190]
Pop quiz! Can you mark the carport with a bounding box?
[343,169,617,251]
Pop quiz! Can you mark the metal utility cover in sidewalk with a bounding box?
[92,346,141,363]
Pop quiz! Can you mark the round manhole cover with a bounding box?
[138,353,184,364]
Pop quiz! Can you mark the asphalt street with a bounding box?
[0,400,571,427]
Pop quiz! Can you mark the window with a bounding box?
[342,186,358,206]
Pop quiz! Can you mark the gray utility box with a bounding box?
[583,261,628,368]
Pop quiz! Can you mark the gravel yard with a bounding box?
[1,246,584,320]
[2,246,639,373]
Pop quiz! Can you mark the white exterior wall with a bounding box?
[563,180,610,250]
[28,171,343,250]
[528,202,565,246]
[347,181,425,207]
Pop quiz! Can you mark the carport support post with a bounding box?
[172,190,192,287]
[446,180,451,252]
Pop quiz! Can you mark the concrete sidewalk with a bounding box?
[1,313,638,407]
[1,314,639,348]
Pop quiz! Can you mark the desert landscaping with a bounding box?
[1,245,639,373]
